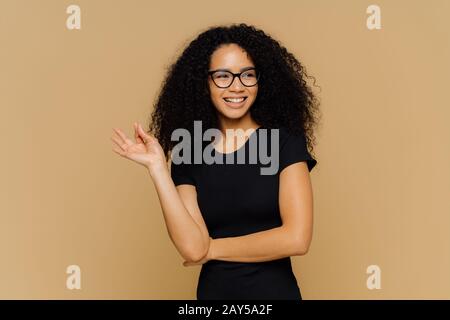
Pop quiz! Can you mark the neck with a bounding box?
[216,113,260,135]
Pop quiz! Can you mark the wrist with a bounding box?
[207,237,217,260]
[147,162,169,178]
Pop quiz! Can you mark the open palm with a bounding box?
[111,122,166,170]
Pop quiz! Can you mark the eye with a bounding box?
[214,72,231,79]
[242,70,256,78]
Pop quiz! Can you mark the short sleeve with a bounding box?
[278,130,317,173]
[170,160,196,186]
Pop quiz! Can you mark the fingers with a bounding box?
[112,127,133,146]
[110,135,128,151]
[111,127,135,158]
[110,124,155,157]
[111,135,126,156]
[183,261,200,267]
[112,147,126,157]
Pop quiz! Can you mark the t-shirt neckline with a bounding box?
[213,126,263,155]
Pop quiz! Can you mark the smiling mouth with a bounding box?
[223,97,247,103]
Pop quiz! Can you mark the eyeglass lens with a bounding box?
[211,69,258,87]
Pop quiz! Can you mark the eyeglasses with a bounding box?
[208,68,260,88]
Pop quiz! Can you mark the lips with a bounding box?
[223,96,247,109]
[223,96,247,103]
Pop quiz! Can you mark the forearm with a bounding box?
[149,165,208,261]
[210,226,305,263]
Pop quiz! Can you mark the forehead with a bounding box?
[209,43,255,71]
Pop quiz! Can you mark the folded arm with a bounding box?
[186,161,314,265]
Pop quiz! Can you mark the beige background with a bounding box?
[1,0,449,299]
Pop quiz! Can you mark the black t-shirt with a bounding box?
[170,126,317,300]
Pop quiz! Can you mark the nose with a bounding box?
[229,75,245,91]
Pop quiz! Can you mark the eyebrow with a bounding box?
[210,66,255,72]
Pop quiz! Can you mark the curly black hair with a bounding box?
[148,23,321,160]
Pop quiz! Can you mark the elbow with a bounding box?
[292,237,311,256]
[184,239,210,263]
[186,248,207,263]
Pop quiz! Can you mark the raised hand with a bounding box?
[111,122,167,173]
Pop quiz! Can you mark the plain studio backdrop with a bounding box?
[0,0,449,299]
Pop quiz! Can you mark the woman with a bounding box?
[111,23,320,300]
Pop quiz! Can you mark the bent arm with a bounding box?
[208,162,314,263]
[210,226,303,263]
[150,166,210,262]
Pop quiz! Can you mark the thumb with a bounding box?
[137,123,152,144]
[134,122,145,144]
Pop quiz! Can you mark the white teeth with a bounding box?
[224,97,245,103]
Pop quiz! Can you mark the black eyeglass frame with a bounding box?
[207,67,260,88]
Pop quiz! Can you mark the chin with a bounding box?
[219,106,250,119]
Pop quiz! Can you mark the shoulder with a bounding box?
[170,136,199,186]
[275,126,317,173]
[277,126,306,148]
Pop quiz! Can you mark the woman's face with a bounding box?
[208,43,258,124]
